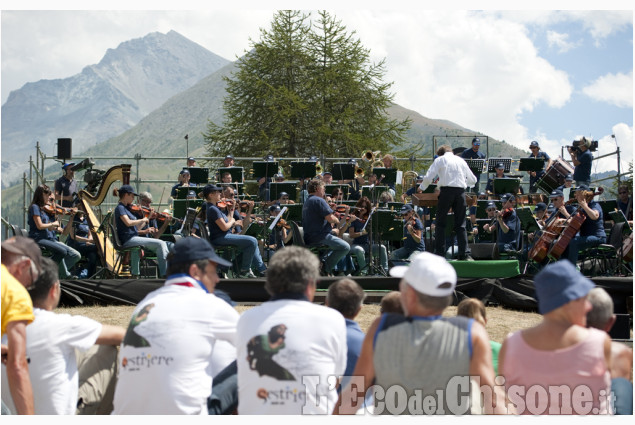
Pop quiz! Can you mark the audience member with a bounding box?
[236,246,347,414]
[586,287,632,415]
[1,237,40,415]
[499,261,612,415]
[456,298,501,375]
[326,278,366,388]
[1,257,125,414]
[336,252,504,415]
[379,291,404,315]
[112,238,239,414]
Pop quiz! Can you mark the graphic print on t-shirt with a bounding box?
[246,324,296,381]
[123,303,155,348]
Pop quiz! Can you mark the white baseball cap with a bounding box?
[389,252,457,297]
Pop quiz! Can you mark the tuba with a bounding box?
[402,170,419,188]
[355,166,365,178]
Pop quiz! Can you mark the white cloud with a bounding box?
[582,71,633,108]
[546,30,578,53]
[337,10,573,154]
[593,123,633,176]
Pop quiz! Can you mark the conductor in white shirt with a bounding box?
[420,145,477,260]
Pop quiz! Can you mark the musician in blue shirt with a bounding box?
[527,141,552,193]
[461,138,486,192]
[562,185,606,266]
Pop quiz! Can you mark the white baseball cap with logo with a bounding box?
[389,252,457,297]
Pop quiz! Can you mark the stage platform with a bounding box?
[59,272,633,316]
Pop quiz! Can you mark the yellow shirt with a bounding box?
[1,264,34,336]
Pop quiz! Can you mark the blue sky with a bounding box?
[1,4,633,175]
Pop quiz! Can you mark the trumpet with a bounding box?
[361,150,381,163]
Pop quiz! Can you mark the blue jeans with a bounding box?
[313,233,350,274]
[38,239,81,278]
[612,377,633,415]
[212,234,265,273]
[351,243,388,271]
[122,236,169,277]
[390,247,423,261]
[564,234,606,265]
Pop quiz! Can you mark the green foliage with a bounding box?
[204,10,411,160]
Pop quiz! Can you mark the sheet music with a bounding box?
[269,206,288,231]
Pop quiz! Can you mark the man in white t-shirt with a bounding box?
[1,257,125,415]
[236,246,347,414]
[112,237,239,415]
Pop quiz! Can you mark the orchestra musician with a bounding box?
[568,137,593,187]
[55,162,78,208]
[28,184,81,279]
[277,191,295,205]
[494,193,521,254]
[561,185,606,266]
[301,179,350,276]
[547,189,575,223]
[257,154,275,202]
[617,185,633,222]
[322,171,333,185]
[220,172,233,183]
[344,158,363,200]
[401,174,424,203]
[421,144,477,260]
[381,154,397,194]
[461,137,486,192]
[556,174,574,191]
[485,162,507,194]
[525,202,547,246]
[220,186,245,234]
[114,185,170,278]
[223,154,235,167]
[527,141,552,193]
[481,201,499,235]
[66,209,98,279]
[170,169,192,198]
[389,204,425,261]
[263,204,292,260]
[203,184,267,278]
[348,196,388,275]
[137,192,173,248]
[187,157,197,167]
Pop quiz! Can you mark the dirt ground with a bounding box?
[56,301,543,344]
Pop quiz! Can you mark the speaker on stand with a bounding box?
[57,138,72,161]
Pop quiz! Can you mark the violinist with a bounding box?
[481,201,499,235]
[138,192,173,249]
[278,191,295,205]
[264,205,292,258]
[494,193,521,254]
[28,184,81,279]
[525,202,547,246]
[561,185,606,266]
[54,162,78,208]
[220,186,244,234]
[170,169,192,198]
[389,204,425,262]
[547,189,575,224]
[114,185,170,278]
[203,184,267,278]
[348,196,388,275]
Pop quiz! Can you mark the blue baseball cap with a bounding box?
[202,184,223,197]
[576,184,590,192]
[565,174,573,181]
[400,204,413,215]
[118,184,138,196]
[472,138,480,146]
[534,202,547,212]
[495,163,505,170]
[168,237,232,268]
[534,261,595,314]
[62,162,75,170]
[529,141,539,148]
[549,189,564,198]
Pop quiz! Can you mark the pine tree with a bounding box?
[204,10,410,161]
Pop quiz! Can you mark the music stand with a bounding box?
[325,184,350,198]
[217,167,244,183]
[252,161,279,178]
[175,186,195,200]
[173,199,203,219]
[371,167,397,185]
[290,161,317,179]
[422,184,437,194]
[332,163,355,180]
[284,203,303,224]
[600,200,619,218]
[465,159,486,176]
[516,207,540,234]
[362,185,388,199]
[518,158,546,172]
[269,182,298,201]
[487,158,512,173]
[183,167,209,185]
[493,178,520,195]
[375,210,403,242]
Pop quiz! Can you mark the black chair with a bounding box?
[108,222,143,277]
[580,223,632,276]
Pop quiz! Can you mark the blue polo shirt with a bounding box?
[114,203,138,244]
[579,201,606,239]
[497,210,520,247]
[28,204,56,241]
[403,217,425,252]
[573,150,593,182]
[350,219,368,245]
[528,151,550,179]
[302,195,333,245]
[207,203,230,241]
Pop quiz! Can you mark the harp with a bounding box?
[77,164,131,276]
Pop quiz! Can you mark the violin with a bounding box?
[43,203,77,216]
[276,218,291,229]
[217,198,234,209]
[126,204,178,224]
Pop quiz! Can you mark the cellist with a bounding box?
[561,185,606,266]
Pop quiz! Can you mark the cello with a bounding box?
[527,214,563,263]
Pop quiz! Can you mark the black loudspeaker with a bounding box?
[57,138,72,159]
[609,314,631,340]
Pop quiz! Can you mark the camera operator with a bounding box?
[567,137,593,187]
